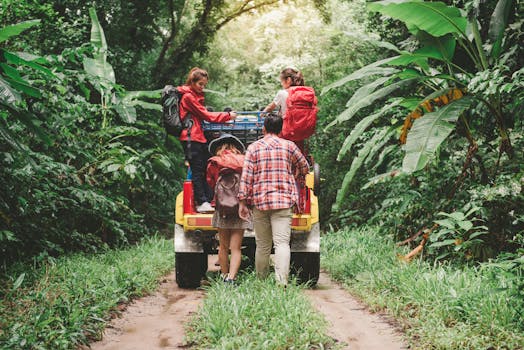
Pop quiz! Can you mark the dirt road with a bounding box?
[89,259,406,349]
[304,272,406,349]
[89,272,204,350]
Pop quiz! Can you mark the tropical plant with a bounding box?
[0,10,184,265]
[324,0,522,212]
[0,19,55,151]
[428,207,489,261]
[82,7,161,128]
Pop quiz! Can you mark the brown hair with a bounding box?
[215,143,242,156]
[185,67,209,85]
[280,67,304,86]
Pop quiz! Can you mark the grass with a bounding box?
[0,235,174,350]
[186,273,337,349]
[321,226,524,350]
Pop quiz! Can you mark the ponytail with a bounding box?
[280,67,304,86]
[185,67,209,85]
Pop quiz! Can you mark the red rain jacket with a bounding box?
[177,85,232,143]
[206,151,245,189]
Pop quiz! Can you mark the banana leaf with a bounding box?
[402,96,472,173]
[368,1,467,38]
[337,100,401,160]
[0,20,40,43]
[417,32,456,61]
[114,103,137,124]
[2,50,55,77]
[327,77,415,129]
[122,90,162,101]
[321,56,400,95]
[83,8,115,84]
[3,77,41,98]
[333,127,390,212]
[488,0,514,58]
[129,100,162,111]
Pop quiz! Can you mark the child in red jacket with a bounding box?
[207,134,250,284]
[179,67,237,213]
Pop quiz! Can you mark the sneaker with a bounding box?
[196,202,214,213]
[223,277,236,286]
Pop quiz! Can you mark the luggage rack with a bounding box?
[203,111,264,145]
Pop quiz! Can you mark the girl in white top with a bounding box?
[263,68,305,116]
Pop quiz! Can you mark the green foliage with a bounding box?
[186,273,334,349]
[0,19,40,43]
[0,13,184,265]
[320,0,523,260]
[402,96,473,173]
[0,236,174,349]
[367,1,468,37]
[322,226,524,349]
[429,207,490,261]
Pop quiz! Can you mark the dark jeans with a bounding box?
[182,141,213,205]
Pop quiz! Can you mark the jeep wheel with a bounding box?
[290,252,320,286]
[175,252,207,288]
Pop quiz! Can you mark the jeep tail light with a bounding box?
[187,217,212,227]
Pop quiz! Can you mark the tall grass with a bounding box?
[322,226,524,350]
[186,273,336,349]
[0,236,174,350]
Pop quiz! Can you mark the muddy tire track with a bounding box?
[304,271,407,350]
[86,257,217,350]
[88,260,406,349]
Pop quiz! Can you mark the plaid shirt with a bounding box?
[238,134,309,210]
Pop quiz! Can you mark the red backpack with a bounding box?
[281,86,318,141]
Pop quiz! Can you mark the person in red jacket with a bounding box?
[179,67,237,213]
[207,134,250,284]
[262,67,307,153]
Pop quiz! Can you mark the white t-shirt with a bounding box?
[272,89,288,116]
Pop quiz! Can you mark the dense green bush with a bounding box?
[314,0,523,262]
[0,19,184,266]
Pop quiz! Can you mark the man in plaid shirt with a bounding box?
[238,113,309,284]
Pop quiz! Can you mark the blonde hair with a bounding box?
[215,143,242,156]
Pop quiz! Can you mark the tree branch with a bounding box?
[216,0,279,31]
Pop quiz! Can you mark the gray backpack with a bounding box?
[215,170,240,217]
[161,85,192,136]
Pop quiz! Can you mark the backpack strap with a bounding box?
[185,118,193,160]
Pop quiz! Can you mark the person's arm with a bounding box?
[263,101,277,113]
[263,90,287,113]
[291,145,309,180]
[238,149,254,204]
[238,150,254,221]
[183,97,237,123]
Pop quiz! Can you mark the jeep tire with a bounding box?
[175,252,207,288]
[290,252,320,286]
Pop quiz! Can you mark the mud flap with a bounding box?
[174,224,203,253]
[290,222,320,252]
